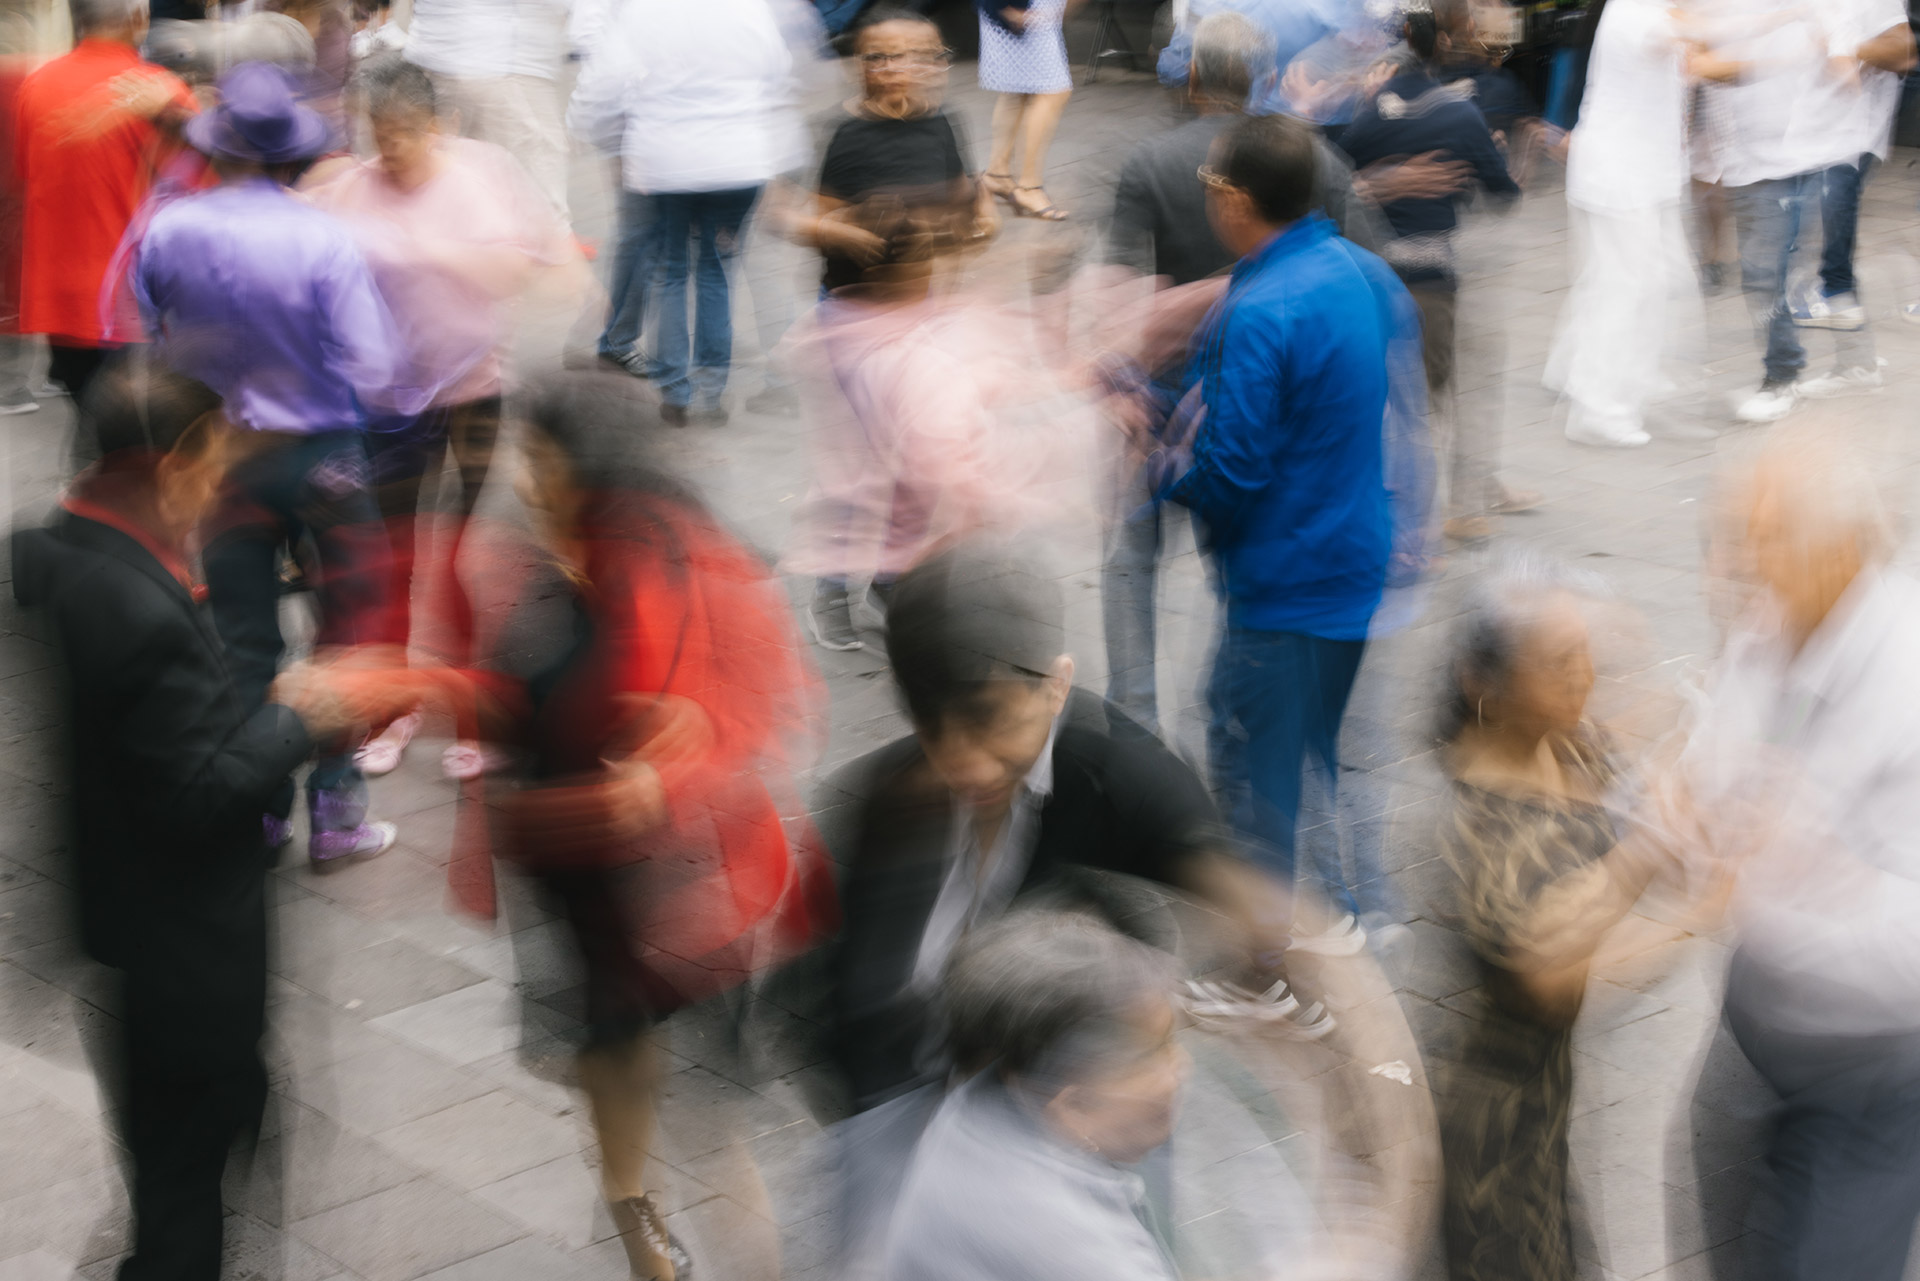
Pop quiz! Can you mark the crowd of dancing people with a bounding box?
[6,0,1920,1279]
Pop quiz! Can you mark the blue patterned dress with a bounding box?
[978,0,1072,94]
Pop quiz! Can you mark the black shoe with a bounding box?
[660,403,690,427]
[868,576,897,613]
[807,587,862,651]
[744,385,800,417]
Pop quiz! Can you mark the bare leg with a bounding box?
[1013,89,1072,217]
[988,92,1026,183]
[580,1032,664,1202]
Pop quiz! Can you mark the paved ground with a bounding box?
[4,39,1920,1281]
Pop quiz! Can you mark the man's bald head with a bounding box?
[1737,425,1892,647]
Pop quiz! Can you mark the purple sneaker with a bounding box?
[263,814,295,850]
[308,821,398,865]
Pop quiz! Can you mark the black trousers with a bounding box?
[49,342,124,472]
[114,898,270,1281]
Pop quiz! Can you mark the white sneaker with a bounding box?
[1289,912,1370,956]
[1180,975,1336,1039]
[1565,409,1650,448]
[1789,287,1866,331]
[1733,381,1797,424]
[1797,361,1885,400]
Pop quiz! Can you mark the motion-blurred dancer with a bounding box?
[401,0,572,215]
[1435,562,1675,1281]
[1781,0,1913,387]
[1681,429,1920,1281]
[1171,113,1416,958]
[136,62,404,863]
[1340,10,1525,534]
[978,0,1074,220]
[830,545,1344,1274]
[305,53,582,778]
[568,0,803,425]
[1542,0,1695,447]
[1102,9,1387,730]
[15,0,195,419]
[784,5,998,649]
[11,358,353,1281]
[298,375,836,1281]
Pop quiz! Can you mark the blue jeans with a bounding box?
[1102,470,1169,732]
[1735,169,1874,384]
[653,186,762,409]
[1818,153,1875,298]
[598,188,658,364]
[1208,626,1367,929]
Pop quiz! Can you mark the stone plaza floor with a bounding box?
[4,44,1920,1281]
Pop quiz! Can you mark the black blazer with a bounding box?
[12,512,310,1059]
[830,689,1225,1111]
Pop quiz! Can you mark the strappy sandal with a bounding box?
[1013,185,1068,221]
[982,171,1017,207]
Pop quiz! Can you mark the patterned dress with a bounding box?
[1438,734,1621,1281]
[978,0,1072,95]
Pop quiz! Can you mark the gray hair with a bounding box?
[1190,11,1275,108]
[71,0,145,34]
[945,911,1176,1100]
[1436,551,1609,745]
[356,49,437,122]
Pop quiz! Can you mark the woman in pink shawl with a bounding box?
[303,51,584,777]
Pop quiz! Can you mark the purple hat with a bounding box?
[183,61,334,164]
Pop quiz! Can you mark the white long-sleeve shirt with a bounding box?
[565,0,807,195]
[404,0,571,81]
[1687,569,1920,1036]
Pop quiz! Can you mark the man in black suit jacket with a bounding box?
[12,358,344,1281]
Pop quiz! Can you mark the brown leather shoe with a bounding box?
[1443,515,1493,542]
[609,1194,692,1281]
[1488,485,1544,515]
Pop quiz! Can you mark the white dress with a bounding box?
[978,0,1072,95]
[1543,0,1701,435]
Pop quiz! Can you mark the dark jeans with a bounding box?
[202,430,387,832]
[652,186,762,409]
[1102,466,1172,732]
[1817,153,1875,298]
[599,188,659,364]
[365,397,501,660]
[50,341,124,471]
[1734,169,1874,384]
[1208,626,1367,929]
[1716,953,1920,1281]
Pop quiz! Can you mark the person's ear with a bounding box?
[1044,654,1075,714]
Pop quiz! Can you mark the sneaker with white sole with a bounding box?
[1180,975,1336,1039]
[309,820,397,865]
[807,586,863,651]
[1733,380,1798,423]
[1798,362,1885,399]
[1565,408,1650,448]
[1289,912,1370,957]
[1789,287,1866,331]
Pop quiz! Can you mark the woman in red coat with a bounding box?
[303,374,833,1281]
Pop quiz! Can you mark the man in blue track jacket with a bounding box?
[1170,110,1418,968]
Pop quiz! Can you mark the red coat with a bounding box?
[442,496,838,1014]
[14,39,191,346]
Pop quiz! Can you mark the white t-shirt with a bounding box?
[1565,0,1688,212]
[403,0,571,82]
[565,0,804,194]
[1784,0,1908,168]
[1716,0,1835,186]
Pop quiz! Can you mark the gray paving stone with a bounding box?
[373,1092,582,1192]
[281,1040,493,1136]
[290,1180,523,1281]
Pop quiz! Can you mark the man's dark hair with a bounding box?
[852,4,939,40]
[1404,9,1439,61]
[884,544,1065,733]
[86,354,223,458]
[1217,112,1318,225]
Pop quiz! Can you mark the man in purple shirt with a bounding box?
[136,62,405,864]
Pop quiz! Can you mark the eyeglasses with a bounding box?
[1196,164,1237,192]
[860,49,955,68]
